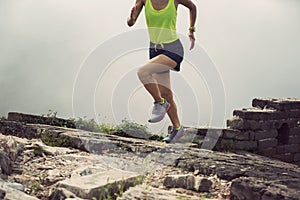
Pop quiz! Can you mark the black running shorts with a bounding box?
[149,39,184,72]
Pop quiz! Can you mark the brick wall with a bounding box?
[210,98,300,166]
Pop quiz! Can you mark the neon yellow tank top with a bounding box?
[145,0,179,45]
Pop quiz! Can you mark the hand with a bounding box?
[129,5,137,24]
[189,31,195,50]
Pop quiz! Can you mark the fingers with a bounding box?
[131,5,137,16]
[189,34,195,50]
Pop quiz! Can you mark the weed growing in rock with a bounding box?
[0,116,6,121]
[41,109,57,118]
[74,117,163,141]
[75,117,102,132]
[40,129,71,147]
[32,144,51,157]
[116,119,151,139]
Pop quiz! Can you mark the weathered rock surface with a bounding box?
[57,169,143,199]
[230,177,300,200]
[1,109,300,200]
[0,184,39,200]
[117,185,200,200]
[8,112,76,128]
[0,134,25,176]
[49,187,85,200]
[197,178,213,193]
[163,174,195,190]
[174,149,300,200]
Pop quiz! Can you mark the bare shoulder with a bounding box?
[137,0,146,6]
[176,0,195,7]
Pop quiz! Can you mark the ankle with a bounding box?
[174,125,181,130]
[154,97,164,104]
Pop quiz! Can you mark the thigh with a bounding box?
[140,54,177,74]
[149,54,177,70]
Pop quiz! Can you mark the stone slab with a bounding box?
[231,177,300,200]
[0,184,39,200]
[294,153,300,162]
[8,112,76,128]
[290,127,300,136]
[258,138,278,149]
[250,130,278,141]
[117,185,200,200]
[257,147,277,157]
[233,108,288,120]
[163,174,195,190]
[288,136,300,144]
[272,153,294,163]
[58,169,143,199]
[252,98,300,111]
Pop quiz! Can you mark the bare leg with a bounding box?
[154,72,181,128]
[137,54,181,128]
[137,55,175,102]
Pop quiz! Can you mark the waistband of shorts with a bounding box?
[149,39,180,49]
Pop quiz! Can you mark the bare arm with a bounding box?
[127,0,144,27]
[177,0,197,50]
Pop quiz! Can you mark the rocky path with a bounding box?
[0,118,300,199]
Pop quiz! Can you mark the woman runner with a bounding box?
[127,0,197,143]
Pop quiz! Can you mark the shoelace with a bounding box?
[152,103,162,114]
[170,128,179,137]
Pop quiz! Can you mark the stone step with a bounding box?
[252,98,300,111]
[0,184,39,200]
[57,169,143,200]
[117,185,200,200]
[227,117,299,131]
[0,120,162,154]
[8,112,76,129]
[233,108,300,120]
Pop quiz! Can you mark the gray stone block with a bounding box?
[164,174,195,190]
[290,127,300,136]
[197,178,213,193]
[272,153,294,163]
[235,141,258,151]
[8,112,76,129]
[253,130,278,141]
[118,185,200,200]
[234,132,250,141]
[288,109,300,118]
[258,138,278,149]
[257,147,277,157]
[229,119,282,131]
[284,144,300,153]
[222,129,241,139]
[294,153,300,162]
[276,145,286,154]
[283,119,300,128]
[0,184,39,200]
[252,98,300,111]
[275,144,299,154]
[58,169,143,199]
[49,188,84,200]
[288,136,300,144]
[230,177,263,200]
[218,139,236,150]
[233,109,287,120]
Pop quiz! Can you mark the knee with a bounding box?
[137,66,151,81]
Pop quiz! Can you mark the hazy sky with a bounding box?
[0,0,299,132]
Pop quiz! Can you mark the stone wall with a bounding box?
[7,112,76,129]
[202,98,300,166]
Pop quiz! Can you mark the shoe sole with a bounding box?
[148,103,171,123]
